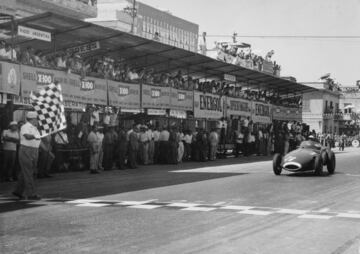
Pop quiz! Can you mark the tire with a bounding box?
[327,151,336,174]
[314,154,323,176]
[273,153,282,175]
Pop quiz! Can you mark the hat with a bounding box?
[9,121,18,126]
[26,111,38,119]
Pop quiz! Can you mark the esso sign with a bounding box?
[80,80,95,91]
[119,86,129,96]
[151,89,161,98]
[178,92,185,101]
[36,72,53,85]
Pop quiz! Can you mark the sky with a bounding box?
[139,0,360,86]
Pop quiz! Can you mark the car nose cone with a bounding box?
[283,162,302,171]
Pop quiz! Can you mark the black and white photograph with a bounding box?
[0,0,360,253]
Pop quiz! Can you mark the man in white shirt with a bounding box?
[13,112,42,200]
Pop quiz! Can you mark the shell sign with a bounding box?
[0,61,20,95]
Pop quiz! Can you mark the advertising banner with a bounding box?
[0,61,20,95]
[252,101,271,123]
[142,84,170,109]
[20,65,107,105]
[272,106,302,121]
[18,25,51,42]
[194,91,224,119]
[108,80,140,109]
[66,41,100,55]
[225,96,251,117]
[169,88,193,111]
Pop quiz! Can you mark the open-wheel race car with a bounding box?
[272,140,336,176]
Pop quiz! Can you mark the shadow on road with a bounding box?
[0,156,268,213]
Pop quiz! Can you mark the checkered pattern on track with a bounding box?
[1,195,360,221]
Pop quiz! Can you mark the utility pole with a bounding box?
[130,0,136,34]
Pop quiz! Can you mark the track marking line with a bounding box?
[276,209,307,215]
[116,200,155,206]
[238,210,274,216]
[220,205,254,210]
[337,213,360,219]
[166,202,200,208]
[182,207,217,212]
[75,203,110,207]
[66,199,103,204]
[298,214,332,220]
[128,204,162,209]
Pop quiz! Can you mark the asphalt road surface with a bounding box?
[1,148,360,254]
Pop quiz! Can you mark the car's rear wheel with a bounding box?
[273,153,282,175]
[314,154,323,176]
[327,151,336,174]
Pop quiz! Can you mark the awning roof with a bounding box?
[0,12,316,94]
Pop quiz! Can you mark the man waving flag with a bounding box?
[30,82,67,137]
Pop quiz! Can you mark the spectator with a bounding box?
[208,128,219,161]
[37,135,54,178]
[1,121,20,182]
[102,125,118,170]
[127,125,139,169]
[13,111,41,200]
[87,124,102,174]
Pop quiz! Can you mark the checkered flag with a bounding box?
[30,82,67,137]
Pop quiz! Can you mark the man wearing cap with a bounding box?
[1,121,20,182]
[13,112,41,200]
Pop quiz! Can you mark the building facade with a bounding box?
[339,87,360,136]
[88,0,199,52]
[302,82,341,134]
[0,0,97,20]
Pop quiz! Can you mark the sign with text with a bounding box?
[80,79,95,91]
[18,25,51,42]
[169,88,193,111]
[66,41,100,55]
[0,61,20,95]
[252,102,271,123]
[20,65,107,105]
[36,71,54,85]
[142,84,170,109]
[225,97,251,117]
[272,106,302,121]
[108,80,140,109]
[194,92,224,119]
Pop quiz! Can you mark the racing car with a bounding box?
[272,140,336,176]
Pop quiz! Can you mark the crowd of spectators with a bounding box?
[0,42,299,107]
[215,43,281,76]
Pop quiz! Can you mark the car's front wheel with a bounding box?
[327,151,336,174]
[273,153,282,175]
[314,154,323,176]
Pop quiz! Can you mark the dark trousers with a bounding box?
[38,149,54,176]
[184,143,191,160]
[118,148,127,169]
[158,141,168,164]
[127,148,138,169]
[153,141,160,163]
[103,144,115,170]
[14,146,39,197]
[235,143,243,157]
[2,150,16,180]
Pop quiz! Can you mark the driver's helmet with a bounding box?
[308,135,315,141]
